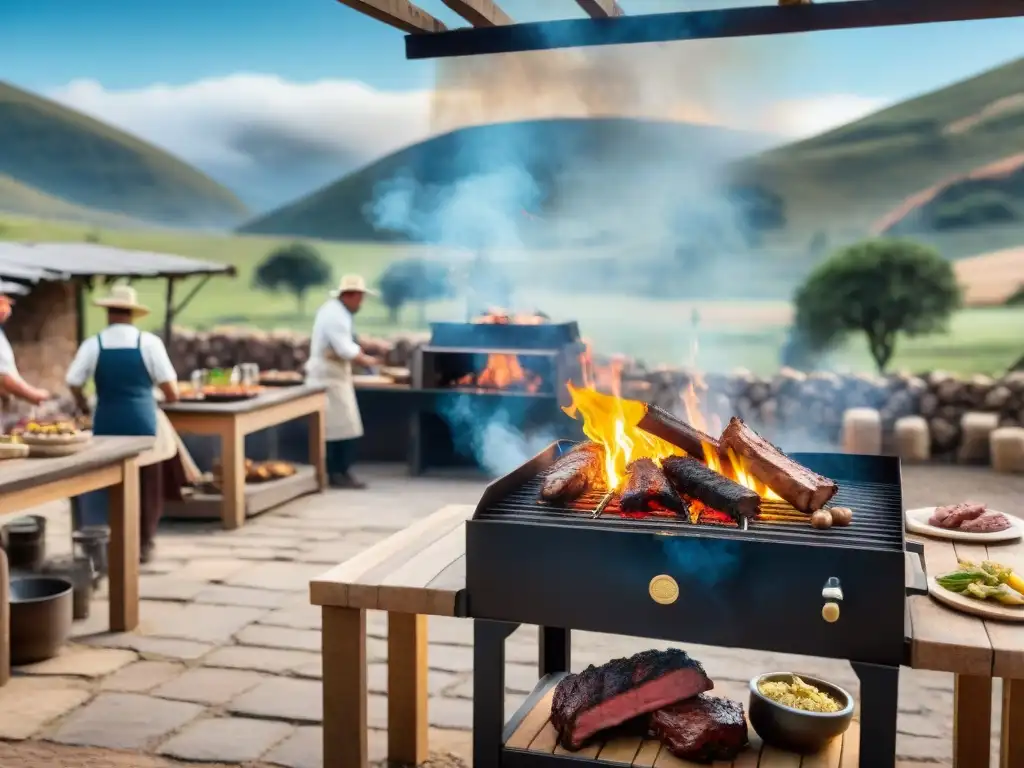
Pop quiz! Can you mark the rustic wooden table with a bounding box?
[162,384,327,529]
[0,435,152,687]
[908,534,1024,768]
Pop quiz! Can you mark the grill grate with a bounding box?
[476,467,905,551]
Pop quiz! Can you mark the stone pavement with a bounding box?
[1,462,1022,767]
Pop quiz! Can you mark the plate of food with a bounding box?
[201,385,261,402]
[905,502,1022,542]
[18,420,93,445]
[929,560,1024,621]
[259,370,304,387]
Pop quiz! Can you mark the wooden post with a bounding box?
[220,419,246,529]
[0,547,9,686]
[1002,679,1024,768]
[309,405,327,489]
[388,612,429,765]
[954,674,992,767]
[163,276,176,342]
[108,456,141,632]
[322,606,368,768]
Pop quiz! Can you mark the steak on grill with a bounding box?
[550,648,712,750]
[540,442,604,503]
[620,458,687,515]
[650,694,749,764]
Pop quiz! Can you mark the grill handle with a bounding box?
[905,542,928,596]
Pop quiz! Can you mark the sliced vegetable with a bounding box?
[1007,573,1024,596]
[963,582,1024,605]
[937,569,998,593]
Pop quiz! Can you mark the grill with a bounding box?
[408,322,586,475]
[466,440,927,768]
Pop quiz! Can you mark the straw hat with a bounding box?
[93,284,150,317]
[331,274,379,297]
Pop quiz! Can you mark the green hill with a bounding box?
[0,81,249,227]
[0,174,142,228]
[239,117,776,241]
[736,55,1024,239]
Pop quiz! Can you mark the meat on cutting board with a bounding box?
[550,648,713,750]
[620,458,687,515]
[540,442,604,503]
[650,694,749,763]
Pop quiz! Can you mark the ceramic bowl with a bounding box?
[748,672,854,754]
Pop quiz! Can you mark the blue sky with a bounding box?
[5,0,1024,100]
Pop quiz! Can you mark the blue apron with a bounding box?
[79,329,157,527]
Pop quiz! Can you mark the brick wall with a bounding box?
[4,281,79,396]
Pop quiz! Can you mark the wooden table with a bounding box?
[0,436,151,687]
[310,505,859,768]
[162,384,327,529]
[907,534,1024,768]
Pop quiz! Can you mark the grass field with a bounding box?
[1,214,1020,376]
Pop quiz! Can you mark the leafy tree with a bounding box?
[252,243,332,315]
[377,258,453,324]
[793,238,961,372]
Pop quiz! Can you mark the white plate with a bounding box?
[905,506,1023,543]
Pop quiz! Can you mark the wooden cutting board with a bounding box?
[928,576,1024,622]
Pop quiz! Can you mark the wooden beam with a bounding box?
[336,0,447,34]
[576,0,624,19]
[440,0,512,26]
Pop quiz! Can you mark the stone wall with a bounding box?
[5,281,78,394]
[165,327,1024,462]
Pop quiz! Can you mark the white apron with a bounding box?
[306,356,363,441]
[137,408,178,467]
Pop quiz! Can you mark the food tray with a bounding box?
[259,377,304,387]
[201,393,260,403]
[20,430,93,446]
[27,439,93,458]
[0,442,29,460]
[928,577,1024,622]
[905,506,1023,543]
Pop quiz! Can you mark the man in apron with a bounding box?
[0,291,51,407]
[306,275,381,489]
[66,285,180,562]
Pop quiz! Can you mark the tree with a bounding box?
[377,258,453,324]
[793,238,961,372]
[253,243,332,315]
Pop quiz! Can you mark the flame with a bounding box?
[472,308,546,325]
[458,353,541,392]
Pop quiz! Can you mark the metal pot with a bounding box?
[9,576,74,665]
[2,515,47,573]
[72,526,110,588]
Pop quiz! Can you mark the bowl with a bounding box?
[748,672,854,754]
[9,576,74,665]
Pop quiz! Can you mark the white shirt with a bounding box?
[66,324,177,388]
[0,329,17,376]
[310,300,361,362]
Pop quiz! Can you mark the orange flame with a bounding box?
[458,354,541,392]
[472,308,545,325]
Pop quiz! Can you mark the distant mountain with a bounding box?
[238,117,779,241]
[0,81,249,227]
[735,56,1024,238]
[0,174,140,227]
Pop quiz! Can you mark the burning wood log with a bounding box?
[636,403,720,460]
[718,417,838,513]
[620,458,688,516]
[661,455,760,524]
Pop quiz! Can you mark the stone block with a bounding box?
[841,407,882,455]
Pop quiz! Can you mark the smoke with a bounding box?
[440,393,559,476]
[661,535,741,587]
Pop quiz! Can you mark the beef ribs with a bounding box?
[719,417,838,513]
[929,501,986,529]
[650,694,749,764]
[620,458,687,515]
[636,404,720,460]
[661,455,760,524]
[540,442,604,503]
[550,649,712,750]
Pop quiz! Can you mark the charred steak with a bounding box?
[650,694,749,764]
[661,455,760,523]
[620,458,687,515]
[540,442,604,503]
[550,649,712,750]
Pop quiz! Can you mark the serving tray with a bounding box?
[905,506,1023,543]
[928,577,1024,622]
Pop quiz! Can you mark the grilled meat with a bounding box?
[661,455,760,524]
[636,404,720,460]
[719,417,838,513]
[620,458,687,515]
[650,694,749,764]
[540,442,604,503]
[550,649,713,750]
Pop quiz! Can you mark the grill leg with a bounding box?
[851,661,899,768]
[539,627,570,677]
[474,620,517,768]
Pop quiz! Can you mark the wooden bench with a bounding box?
[310,504,472,768]
[907,534,1024,768]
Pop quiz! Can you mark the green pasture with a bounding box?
[0,214,1020,377]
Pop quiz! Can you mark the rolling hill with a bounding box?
[0,81,249,227]
[0,174,143,228]
[736,55,1024,238]
[238,117,778,241]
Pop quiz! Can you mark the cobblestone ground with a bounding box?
[1,463,1022,767]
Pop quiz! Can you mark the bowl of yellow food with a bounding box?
[748,673,854,753]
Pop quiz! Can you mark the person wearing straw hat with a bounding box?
[307,274,382,489]
[0,292,51,407]
[66,283,181,562]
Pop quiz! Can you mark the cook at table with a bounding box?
[306,274,382,490]
[66,284,180,563]
[0,291,51,407]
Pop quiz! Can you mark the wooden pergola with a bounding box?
[336,0,1024,59]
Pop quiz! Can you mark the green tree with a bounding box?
[793,238,961,372]
[377,258,453,325]
[252,243,332,315]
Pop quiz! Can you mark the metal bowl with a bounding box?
[748,672,854,754]
[9,576,74,665]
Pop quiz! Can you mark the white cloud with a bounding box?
[45,74,888,175]
[47,74,434,169]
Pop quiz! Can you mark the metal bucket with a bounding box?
[2,515,47,573]
[41,556,95,621]
[9,576,74,665]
